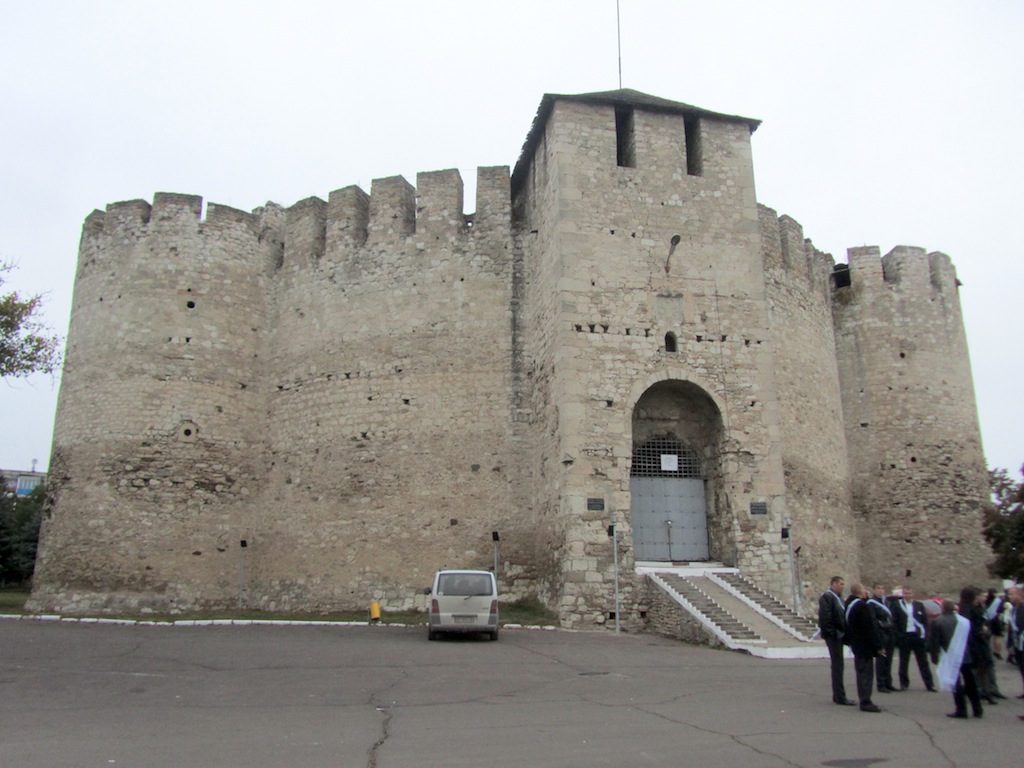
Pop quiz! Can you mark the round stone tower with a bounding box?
[832,246,990,594]
[30,194,278,613]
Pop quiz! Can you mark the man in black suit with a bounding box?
[893,586,936,691]
[846,583,885,712]
[869,582,897,692]
[818,575,855,705]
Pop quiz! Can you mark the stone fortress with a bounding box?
[29,89,992,629]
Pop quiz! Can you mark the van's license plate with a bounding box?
[453,616,475,624]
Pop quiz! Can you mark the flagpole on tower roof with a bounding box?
[617,0,623,89]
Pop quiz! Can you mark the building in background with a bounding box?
[1,465,46,497]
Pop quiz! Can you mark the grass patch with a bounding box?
[500,595,559,626]
[101,607,428,625]
[0,591,558,627]
[0,589,29,613]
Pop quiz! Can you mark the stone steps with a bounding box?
[643,565,830,659]
[657,573,762,642]
[713,571,819,639]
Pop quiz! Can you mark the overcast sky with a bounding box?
[1,1,1021,476]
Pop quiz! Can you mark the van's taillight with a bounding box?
[489,600,497,615]
[431,599,439,615]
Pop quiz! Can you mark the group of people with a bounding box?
[817,577,1024,720]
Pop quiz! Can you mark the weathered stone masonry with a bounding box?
[29,90,991,625]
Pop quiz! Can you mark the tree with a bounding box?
[0,484,44,586]
[983,465,1024,582]
[0,261,62,378]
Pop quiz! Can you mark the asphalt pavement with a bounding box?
[2,617,1021,768]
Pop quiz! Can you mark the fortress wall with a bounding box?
[32,194,275,613]
[516,99,795,626]
[760,206,859,607]
[833,246,990,594]
[245,167,522,611]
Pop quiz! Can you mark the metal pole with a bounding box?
[612,513,620,634]
[492,531,500,577]
[616,0,623,89]
[238,540,247,609]
[785,519,800,614]
[793,546,803,615]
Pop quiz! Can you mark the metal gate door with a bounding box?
[630,476,708,561]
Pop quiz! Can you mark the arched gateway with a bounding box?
[629,380,724,563]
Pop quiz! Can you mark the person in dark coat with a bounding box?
[845,583,884,712]
[960,586,1003,703]
[930,597,982,718]
[869,582,896,693]
[818,575,854,705]
[985,587,1006,660]
[893,586,936,691]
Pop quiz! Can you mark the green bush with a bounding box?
[0,485,43,587]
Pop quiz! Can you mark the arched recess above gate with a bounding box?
[624,370,729,438]
[630,435,705,479]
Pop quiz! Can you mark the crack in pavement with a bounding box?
[625,701,806,768]
[896,713,958,768]
[366,702,392,768]
[364,667,410,768]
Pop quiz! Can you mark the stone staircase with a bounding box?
[642,565,828,659]
[656,572,763,644]
[711,571,819,640]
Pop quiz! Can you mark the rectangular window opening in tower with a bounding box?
[684,115,703,177]
[616,106,636,168]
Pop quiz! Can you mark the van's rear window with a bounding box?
[438,574,493,596]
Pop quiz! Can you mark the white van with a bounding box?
[427,569,499,641]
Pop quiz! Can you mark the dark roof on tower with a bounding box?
[511,89,761,193]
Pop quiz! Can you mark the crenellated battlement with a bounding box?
[205,202,258,231]
[758,204,834,302]
[326,185,369,257]
[842,244,961,297]
[151,192,202,223]
[283,196,326,269]
[415,169,463,240]
[759,201,964,312]
[86,194,260,236]
[280,167,511,265]
[367,175,416,243]
[78,166,512,277]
